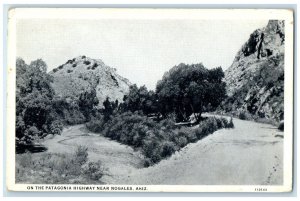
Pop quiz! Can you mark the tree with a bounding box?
[121,84,158,115]
[156,63,226,122]
[78,88,99,121]
[16,58,57,146]
[102,97,119,121]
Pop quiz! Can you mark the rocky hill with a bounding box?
[222,20,285,123]
[49,56,131,106]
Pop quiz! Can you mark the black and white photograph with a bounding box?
[6,8,294,192]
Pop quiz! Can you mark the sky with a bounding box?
[16,19,268,90]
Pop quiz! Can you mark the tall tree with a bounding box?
[121,84,158,115]
[16,58,56,146]
[78,88,99,121]
[156,63,226,122]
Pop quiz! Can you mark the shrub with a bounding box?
[83,161,104,181]
[82,55,86,59]
[66,59,73,64]
[193,127,202,139]
[215,117,225,128]
[227,117,234,128]
[72,64,77,67]
[160,141,176,158]
[87,67,91,70]
[52,68,58,73]
[92,63,98,70]
[58,65,63,69]
[221,118,229,127]
[84,60,91,65]
[184,129,198,143]
[73,145,88,166]
[67,69,73,73]
[278,121,284,131]
[143,158,152,167]
[26,126,40,136]
[86,116,106,133]
[193,116,233,140]
[238,111,247,120]
[177,136,188,148]
[49,120,63,135]
[63,109,86,125]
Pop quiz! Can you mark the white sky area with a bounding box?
[17,19,268,90]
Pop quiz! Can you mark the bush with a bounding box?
[177,136,188,148]
[83,161,104,181]
[63,109,86,125]
[49,120,63,135]
[193,116,234,140]
[91,63,98,70]
[185,130,198,143]
[82,55,86,59]
[278,120,284,131]
[228,117,234,128]
[72,64,77,67]
[84,60,91,65]
[67,69,73,73]
[58,65,63,69]
[66,59,73,64]
[238,111,247,120]
[73,145,88,166]
[86,115,106,133]
[53,68,58,73]
[160,142,176,158]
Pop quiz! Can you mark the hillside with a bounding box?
[223,20,285,123]
[49,56,131,106]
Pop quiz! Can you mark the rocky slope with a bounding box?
[223,20,285,123]
[49,56,131,106]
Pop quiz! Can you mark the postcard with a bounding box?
[6,8,294,192]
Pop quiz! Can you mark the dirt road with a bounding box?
[42,117,283,185]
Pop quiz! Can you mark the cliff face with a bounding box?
[223,20,284,123]
[49,56,131,106]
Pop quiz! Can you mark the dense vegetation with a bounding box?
[87,112,234,166]
[16,58,99,151]
[86,63,232,166]
[156,63,226,122]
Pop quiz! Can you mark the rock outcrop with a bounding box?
[49,56,131,107]
[223,20,285,123]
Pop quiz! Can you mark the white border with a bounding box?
[6,8,294,192]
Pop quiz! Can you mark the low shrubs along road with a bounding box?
[86,112,234,167]
[16,145,104,184]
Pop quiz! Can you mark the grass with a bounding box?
[16,145,105,184]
